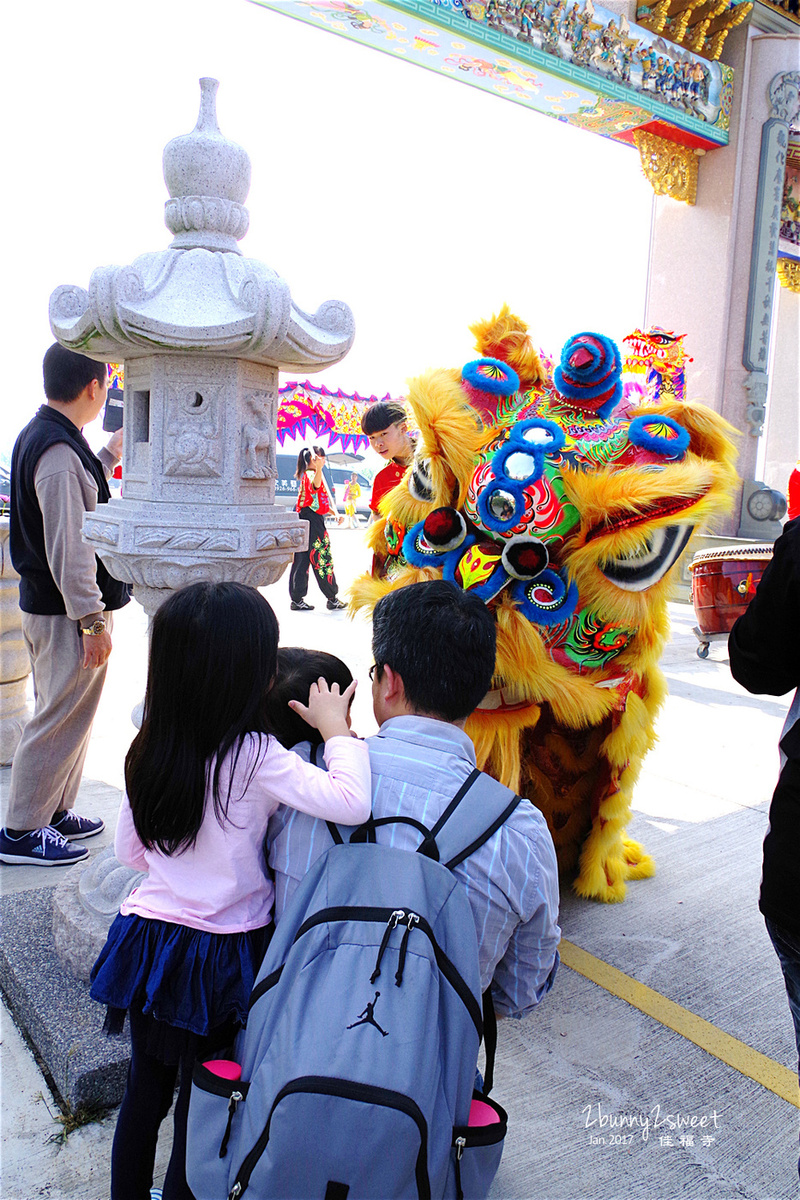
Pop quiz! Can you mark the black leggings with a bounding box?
[289,507,339,603]
[111,1007,212,1200]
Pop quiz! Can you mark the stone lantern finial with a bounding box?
[163,77,251,254]
[49,76,354,368]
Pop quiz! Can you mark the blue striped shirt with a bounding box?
[267,716,560,1018]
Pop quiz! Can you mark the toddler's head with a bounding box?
[268,648,354,748]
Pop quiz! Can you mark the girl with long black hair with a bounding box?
[288,446,346,610]
[90,581,370,1200]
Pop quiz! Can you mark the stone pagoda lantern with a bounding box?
[49,77,354,616]
[47,79,355,982]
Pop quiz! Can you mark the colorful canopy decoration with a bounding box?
[278,381,402,452]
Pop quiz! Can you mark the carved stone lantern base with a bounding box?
[87,498,306,616]
[53,848,144,982]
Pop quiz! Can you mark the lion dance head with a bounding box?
[351,307,738,902]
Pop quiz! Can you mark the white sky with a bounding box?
[3,0,654,461]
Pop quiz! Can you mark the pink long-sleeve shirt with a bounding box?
[116,733,370,934]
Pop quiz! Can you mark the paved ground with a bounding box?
[1,527,797,1200]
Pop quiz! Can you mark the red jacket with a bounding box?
[296,472,332,516]
[370,461,409,516]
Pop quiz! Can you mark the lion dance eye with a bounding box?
[461,358,520,396]
[627,415,690,460]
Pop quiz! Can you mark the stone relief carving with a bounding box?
[164,387,222,478]
[769,71,800,124]
[743,371,769,437]
[135,528,240,552]
[165,195,249,243]
[241,391,277,479]
[256,527,306,551]
[99,553,282,592]
[83,521,119,545]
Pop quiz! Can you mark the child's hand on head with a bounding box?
[289,677,357,742]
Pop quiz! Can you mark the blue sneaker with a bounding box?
[149,1190,163,1200]
[51,810,105,841]
[0,826,89,866]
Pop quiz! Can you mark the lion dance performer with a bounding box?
[352,308,738,902]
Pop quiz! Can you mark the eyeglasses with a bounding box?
[369,664,381,681]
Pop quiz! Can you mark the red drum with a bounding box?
[689,545,773,635]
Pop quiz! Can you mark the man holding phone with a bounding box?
[0,345,130,866]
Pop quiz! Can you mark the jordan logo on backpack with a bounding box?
[347,990,389,1037]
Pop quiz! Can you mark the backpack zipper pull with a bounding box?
[395,912,419,986]
[455,1134,467,1200]
[219,1089,244,1158]
[371,909,405,983]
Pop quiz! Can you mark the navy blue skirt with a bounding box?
[90,912,271,1043]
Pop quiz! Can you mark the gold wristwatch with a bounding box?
[80,618,107,636]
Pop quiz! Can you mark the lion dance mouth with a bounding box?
[351,308,738,902]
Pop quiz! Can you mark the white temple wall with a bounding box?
[645,29,800,534]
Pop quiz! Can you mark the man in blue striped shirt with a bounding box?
[269,580,560,1019]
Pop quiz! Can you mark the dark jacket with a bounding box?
[10,405,129,615]
[729,518,800,937]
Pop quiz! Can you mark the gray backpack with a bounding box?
[187,768,520,1200]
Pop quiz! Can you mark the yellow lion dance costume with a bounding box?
[352,309,738,902]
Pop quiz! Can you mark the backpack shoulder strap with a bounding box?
[430,768,522,870]
[325,766,521,864]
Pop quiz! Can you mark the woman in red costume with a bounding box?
[288,448,346,611]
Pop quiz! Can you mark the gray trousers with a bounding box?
[4,612,112,831]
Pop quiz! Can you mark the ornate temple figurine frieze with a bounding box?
[49,77,355,617]
[252,0,735,163]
